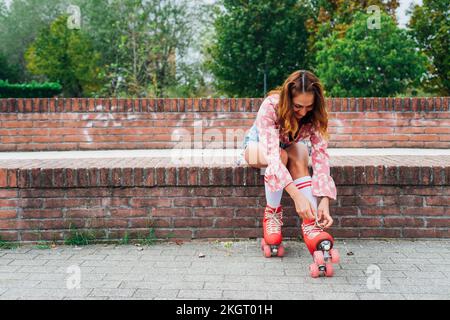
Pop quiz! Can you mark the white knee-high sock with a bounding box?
[264,182,283,208]
[294,176,317,212]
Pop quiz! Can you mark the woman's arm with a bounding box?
[255,96,293,192]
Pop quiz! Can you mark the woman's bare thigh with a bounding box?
[244,142,288,169]
[244,142,268,168]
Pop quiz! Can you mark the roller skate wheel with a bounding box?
[330,248,340,264]
[263,245,272,258]
[325,263,334,277]
[309,263,320,278]
[313,251,325,265]
[277,245,285,257]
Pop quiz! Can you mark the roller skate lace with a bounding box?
[302,221,323,238]
[264,207,283,235]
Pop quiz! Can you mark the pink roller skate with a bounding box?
[260,205,285,258]
[302,218,340,278]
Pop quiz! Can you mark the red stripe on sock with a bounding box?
[296,180,312,187]
[296,183,312,190]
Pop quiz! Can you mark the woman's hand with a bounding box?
[317,197,333,229]
[293,193,316,221]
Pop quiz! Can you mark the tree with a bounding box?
[0,53,20,82]
[304,0,400,68]
[206,0,310,97]
[0,0,68,81]
[315,12,427,97]
[408,0,449,95]
[25,15,101,97]
[73,0,197,97]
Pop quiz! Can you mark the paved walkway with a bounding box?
[1,239,449,300]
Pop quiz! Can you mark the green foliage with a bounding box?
[25,15,102,97]
[0,0,67,82]
[305,0,400,68]
[0,236,19,250]
[64,224,96,246]
[0,53,20,82]
[315,12,427,97]
[34,243,53,250]
[206,0,310,97]
[0,80,62,98]
[73,0,201,97]
[408,0,449,95]
[139,228,157,246]
[120,232,130,245]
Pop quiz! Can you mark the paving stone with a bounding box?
[0,240,448,300]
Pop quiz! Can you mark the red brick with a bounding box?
[22,209,62,219]
[341,218,382,227]
[403,229,450,238]
[129,218,171,228]
[384,217,424,228]
[215,218,257,228]
[154,229,193,239]
[173,198,214,207]
[66,209,108,218]
[0,210,17,219]
[235,208,261,218]
[110,208,148,218]
[152,208,192,217]
[1,169,9,187]
[360,207,400,216]
[360,229,402,238]
[43,198,102,208]
[0,199,18,208]
[0,231,19,241]
[195,229,234,239]
[0,190,18,198]
[131,198,172,208]
[330,206,359,216]
[66,189,110,197]
[402,207,445,216]
[425,218,450,228]
[216,197,258,207]
[425,196,450,206]
[174,218,214,228]
[194,208,233,218]
[20,231,64,242]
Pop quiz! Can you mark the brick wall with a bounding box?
[0,165,449,242]
[0,97,449,151]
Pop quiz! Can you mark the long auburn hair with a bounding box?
[267,70,329,141]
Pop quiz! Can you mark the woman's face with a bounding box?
[292,92,314,120]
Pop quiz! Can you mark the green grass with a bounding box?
[120,232,130,245]
[34,243,53,250]
[0,236,19,250]
[64,224,96,246]
[139,228,157,246]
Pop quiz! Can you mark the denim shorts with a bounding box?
[238,124,312,165]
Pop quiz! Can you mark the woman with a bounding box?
[242,70,337,260]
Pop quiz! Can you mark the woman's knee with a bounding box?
[286,145,309,177]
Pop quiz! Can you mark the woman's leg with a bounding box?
[244,141,288,168]
[244,142,288,208]
[286,142,318,213]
